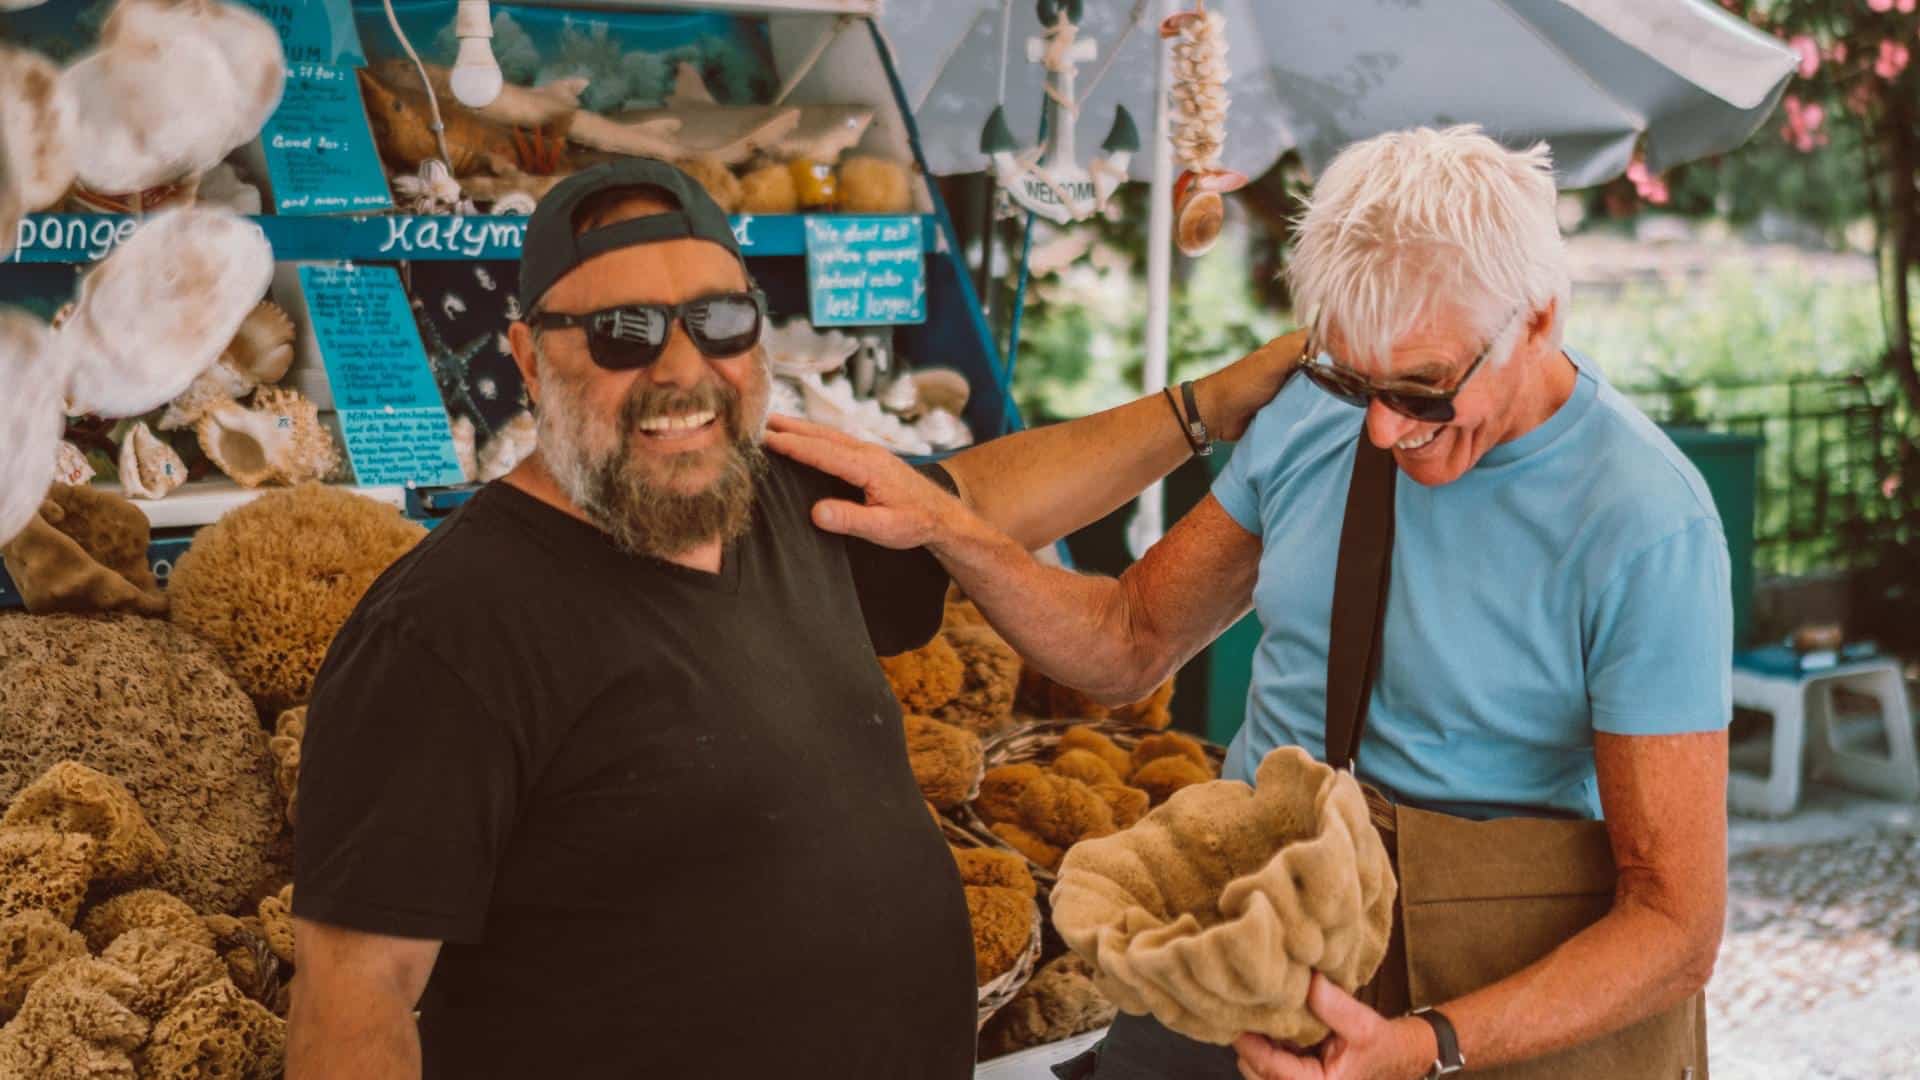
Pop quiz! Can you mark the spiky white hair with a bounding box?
[1288,125,1570,372]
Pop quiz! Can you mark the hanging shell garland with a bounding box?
[1160,6,1246,256]
[118,421,187,500]
[196,387,340,488]
[158,301,297,431]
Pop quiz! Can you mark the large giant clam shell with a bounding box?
[118,421,187,500]
[195,387,340,488]
[0,309,70,545]
[60,207,274,419]
[0,44,76,212]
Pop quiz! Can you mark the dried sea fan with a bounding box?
[1051,746,1395,1047]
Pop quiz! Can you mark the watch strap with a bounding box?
[1412,1007,1465,1077]
[1178,380,1212,456]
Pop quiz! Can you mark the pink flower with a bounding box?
[1625,159,1670,205]
[1876,39,1910,80]
[1829,42,1848,63]
[1791,35,1821,77]
[1884,473,1903,499]
[1782,95,1829,151]
[1869,0,1894,12]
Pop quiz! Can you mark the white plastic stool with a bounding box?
[1728,657,1920,818]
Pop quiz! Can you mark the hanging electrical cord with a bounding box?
[382,0,453,170]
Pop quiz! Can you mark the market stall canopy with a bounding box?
[881,0,1798,188]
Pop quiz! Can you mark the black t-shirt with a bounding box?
[294,456,975,1079]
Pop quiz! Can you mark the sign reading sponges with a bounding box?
[804,216,926,327]
[299,264,465,487]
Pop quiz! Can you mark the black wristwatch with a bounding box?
[1411,1007,1465,1078]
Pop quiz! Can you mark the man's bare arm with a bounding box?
[286,919,441,1080]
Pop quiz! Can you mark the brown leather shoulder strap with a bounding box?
[1324,435,1396,771]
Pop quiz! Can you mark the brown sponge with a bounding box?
[1014,772,1116,849]
[167,483,426,715]
[100,928,228,1022]
[2,761,167,883]
[879,637,965,714]
[737,162,799,214]
[139,979,285,1080]
[0,956,148,1079]
[989,823,1063,872]
[1050,748,1121,788]
[256,885,294,967]
[978,952,1116,1059]
[267,708,304,827]
[965,885,1034,986]
[975,764,1044,827]
[932,623,1022,736]
[674,158,742,212]
[79,890,216,955]
[951,846,1036,896]
[1130,755,1213,806]
[0,826,95,924]
[1093,783,1151,829]
[836,155,914,214]
[1130,731,1209,777]
[1057,726,1132,781]
[0,910,87,1020]
[0,486,167,616]
[903,716,983,810]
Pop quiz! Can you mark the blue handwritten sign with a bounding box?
[234,0,366,66]
[261,63,393,216]
[299,265,465,487]
[804,216,926,327]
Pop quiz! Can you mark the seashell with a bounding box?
[911,368,972,417]
[449,415,478,483]
[196,387,340,488]
[118,421,187,500]
[765,319,859,378]
[0,309,70,545]
[476,411,536,482]
[196,162,262,214]
[489,191,537,216]
[915,409,974,452]
[224,301,296,385]
[60,207,274,419]
[53,441,95,487]
[0,44,77,213]
[799,374,931,456]
[878,376,921,417]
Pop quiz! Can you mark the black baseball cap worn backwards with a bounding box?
[518,157,746,315]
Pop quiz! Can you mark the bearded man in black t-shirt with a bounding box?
[285,159,1302,1080]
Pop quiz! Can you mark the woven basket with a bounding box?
[960,719,1230,890]
[976,896,1043,1029]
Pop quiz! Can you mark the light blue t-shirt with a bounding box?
[1211,353,1732,820]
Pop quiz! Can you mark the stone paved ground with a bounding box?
[1711,787,1920,1079]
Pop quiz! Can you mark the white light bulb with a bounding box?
[450,0,501,109]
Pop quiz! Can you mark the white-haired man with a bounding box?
[772,126,1731,1079]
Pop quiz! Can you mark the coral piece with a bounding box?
[2,762,167,884]
[0,827,94,924]
[195,387,341,489]
[0,486,167,616]
[978,952,1116,1059]
[268,708,304,827]
[1051,747,1397,1047]
[1131,755,1212,806]
[975,764,1046,827]
[903,716,983,811]
[966,885,1034,987]
[0,308,68,546]
[0,44,77,220]
[1015,773,1116,849]
[139,978,285,1080]
[78,891,214,955]
[837,156,913,214]
[100,929,227,1022]
[933,624,1022,736]
[878,636,964,714]
[255,886,292,967]
[951,847,1036,897]
[1093,783,1150,829]
[676,158,742,212]
[389,159,476,215]
[118,422,187,501]
[0,957,147,1080]
[1057,726,1132,782]
[166,484,426,715]
[0,613,287,912]
[0,911,86,1021]
[989,823,1062,872]
[357,67,570,177]
[738,162,798,213]
[1051,749,1121,788]
[1130,732,1210,777]
[476,410,537,482]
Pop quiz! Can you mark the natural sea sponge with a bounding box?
[0,957,147,1079]
[951,846,1035,896]
[737,162,798,213]
[166,483,426,715]
[903,716,982,810]
[256,886,293,967]
[1112,677,1175,730]
[139,979,285,1080]
[0,613,286,912]
[879,636,964,714]
[0,827,95,924]
[975,764,1046,827]
[1057,726,1132,782]
[836,155,913,214]
[989,823,1062,871]
[965,886,1033,986]
[202,916,274,1005]
[1018,669,1176,728]
[100,928,227,1021]
[1051,749,1122,788]
[1130,731,1209,776]
[675,158,741,212]
[1051,747,1396,1047]
[1093,783,1150,829]
[78,890,215,955]
[2,761,167,883]
[0,486,167,615]
[0,910,86,1020]
[978,952,1115,1059]
[267,708,304,827]
[934,623,1023,735]
[1131,755,1213,806]
[1014,772,1116,849]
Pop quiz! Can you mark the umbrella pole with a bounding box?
[1126,0,1177,560]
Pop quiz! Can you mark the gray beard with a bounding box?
[536,362,768,560]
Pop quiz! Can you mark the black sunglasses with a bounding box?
[1300,314,1515,424]
[526,289,767,371]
